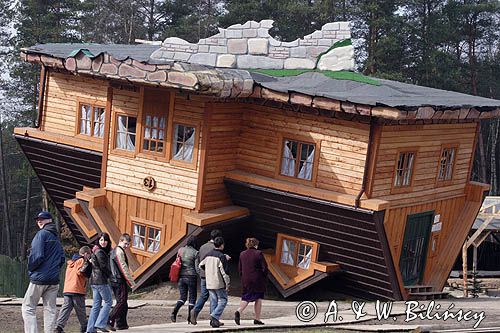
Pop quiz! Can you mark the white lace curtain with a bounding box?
[116,116,135,150]
[133,224,145,250]
[297,247,312,269]
[93,108,105,137]
[147,230,161,253]
[281,144,295,177]
[298,149,315,180]
[173,126,195,161]
[80,105,91,135]
[280,239,296,265]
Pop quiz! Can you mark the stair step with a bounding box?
[408,291,449,300]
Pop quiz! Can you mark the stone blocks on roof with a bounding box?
[150,19,354,71]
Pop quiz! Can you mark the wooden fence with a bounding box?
[0,255,66,297]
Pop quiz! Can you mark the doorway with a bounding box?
[399,211,434,285]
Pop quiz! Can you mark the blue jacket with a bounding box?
[28,223,65,285]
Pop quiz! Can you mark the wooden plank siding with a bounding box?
[104,189,189,266]
[105,91,205,209]
[42,72,108,137]
[200,103,243,211]
[370,123,477,206]
[200,102,371,211]
[237,104,370,196]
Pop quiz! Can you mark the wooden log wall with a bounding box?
[42,72,107,139]
[237,104,370,195]
[105,189,189,265]
[370,123,477,206]
[200,103,243,211]
[105,91,204,209]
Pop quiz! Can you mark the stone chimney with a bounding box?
[150,20,354,71]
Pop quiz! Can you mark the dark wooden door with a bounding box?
[399,211,434,286]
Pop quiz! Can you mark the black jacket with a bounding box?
[89,247,111,285]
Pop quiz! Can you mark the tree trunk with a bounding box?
[42,187,49,211]
[478,122,487,183]
[21,176,32,259]
[0,124,13,257]
[489,120,499,195]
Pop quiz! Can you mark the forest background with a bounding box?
[0,0,499,258]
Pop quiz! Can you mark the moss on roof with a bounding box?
[250,69,381,86]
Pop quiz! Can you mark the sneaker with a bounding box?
[210,317,220,328]
[95,328,110,333]
[254,319,264,325]
[191,311,198,325]
[234,311,241,325]
[54,327,64,333]
[115,326,129,330]
[106,325,116,332]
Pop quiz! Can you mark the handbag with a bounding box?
[169,249,183,282]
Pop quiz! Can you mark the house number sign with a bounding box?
[143,176,156,191]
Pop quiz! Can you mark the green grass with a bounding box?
[249,69,381,86]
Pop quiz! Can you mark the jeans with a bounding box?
[193,278,209,313]
[208,289,228,320]
[109,282,129,329]
[56,294,87,332]
[21,282,59,333]
[87,284,113,332]
[178,276,197,306]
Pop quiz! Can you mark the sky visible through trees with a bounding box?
[0,0,499,258]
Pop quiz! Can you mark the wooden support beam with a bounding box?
[466,216,494,247]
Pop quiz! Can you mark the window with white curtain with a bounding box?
[297,243,313,269]
[172,124,196,162]
[132,222,161,253]
[79,104,105,138]
[116,115,137,151]
[143,114,166,153]
[394,151,415,187]
[280,239,296,266]
[278,234,317,270]
[437,147,456,181]
[280,139,315,181]
[132,224,146,250]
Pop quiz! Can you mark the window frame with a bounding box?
[111,112,138,157]
[75,99,107,143]
[276,233,318,272]
[136,87,171,160]
[130,217,165,257]
[169,121,200,170]
[391,149,418,194]
[275,134,321,186]
[435,144,458,186]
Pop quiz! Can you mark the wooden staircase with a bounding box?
[405,285,449,300]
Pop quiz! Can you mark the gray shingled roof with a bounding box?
[25,43,160,63]
[23,43,500,109]
[250,72,500,109]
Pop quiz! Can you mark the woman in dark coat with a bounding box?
[234,237,268,325]
[171,235,198,324]
[87,232,113,333]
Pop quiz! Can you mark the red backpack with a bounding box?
[169,249,182,282]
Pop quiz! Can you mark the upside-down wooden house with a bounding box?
[15,20,500,301]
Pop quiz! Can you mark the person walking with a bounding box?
[198,237,230,328]
[108,233,136,331]
[191,229,228,325]
[54,246,92,333]
[22,211,66,333]
[234,238,268,326]
[170,236,198,324]
[87,232,113,333]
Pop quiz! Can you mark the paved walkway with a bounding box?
[127,301,420,332]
